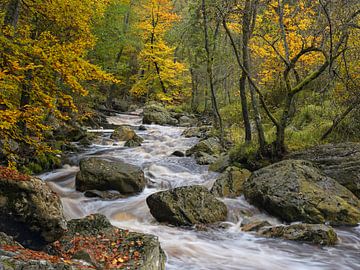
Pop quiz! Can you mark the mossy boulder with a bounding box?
[288,143,360,198]
[243,160,360,226]
[111,126,143,143]
[146,185,228,226]
[209,154,231,173]
[182,126,212,139]
[76,158,146,196]
[186,137,223,156]
[0,172,66,249]
[211,167,251,198]
[48,214,166,270]
[258,224,338,246]
[143,103,178,126]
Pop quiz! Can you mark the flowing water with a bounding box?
[40,113,360,270]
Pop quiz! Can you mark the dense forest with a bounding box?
[0,0,360,269]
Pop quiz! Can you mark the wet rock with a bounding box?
[195,152,217,165]
[287,143,360,198]
[258,224,338,246]
[241,220,272,232]
[211,167,251,198]
[0,172,67,249]
[49,214,166,270]
[243,160,360,226]
[146,185,228,226]
[208,154,231,173]
[0,232,22,247]
[143,103,178,126]
[138,125,147,131]
[83,190,124,200]
[182,126,212,139]
[125,138,142,147]
[171,151,185,157]
[76,158,146,196]
[111,126,143,143]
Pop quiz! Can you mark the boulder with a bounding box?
[182,126,212,139]
[143,104,178,126]
[178,115,197,127]
[211,167,251,198]
[0,168,66,249]
[186,137,223,158]
[111,126,143,143]
[258,224,338,246]
[76,158,146,196]
[125,138,142,147]
[146,185,227,226]
[112,98,130,112]
[194,152,217,165]
[288,143,360,198]
[208,154,231,173]
[243,160,360,226]
[49,214,166,270]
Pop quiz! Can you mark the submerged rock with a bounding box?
[76,158,146,196]
[211,167,251,198]
[49,214,166,270]
[143,103,178,126]
[146,185,227,226]
[171,150,185,157]
[0,171,66,249]
[258,224,338,246]
[243,160,360,225]
[288,143,360,198]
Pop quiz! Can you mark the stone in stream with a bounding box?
[48,214,166,270]
[186,137,224,165]
[111,125,144,143]
[243,160,360,226]
[208,154,231,173]
[0,169,67,249]
[182,126,212,139]
[171,150,185,157]
[146,185,228,226]
[142,103,178,126]
[287,143,360,198]
[76,158,146,196]
[211,167,251,198]
[258,224,338,246]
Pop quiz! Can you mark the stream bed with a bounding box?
[40,113,360,270]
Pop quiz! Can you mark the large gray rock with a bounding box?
[258,224,338,246]
[186,137,223,157]
[76,158,146,196]
[48,214,166,270]
[211,167,251,198]
[288,143,360,198]
[0,172,66,249]
[143,103,178,126]
[243,160,360,226]
[182,126,212,139]
[146,185,228,226]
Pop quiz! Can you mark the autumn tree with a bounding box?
[130,0,190,103]
[0,0,114,166]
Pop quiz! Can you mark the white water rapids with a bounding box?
[40,113,360,270]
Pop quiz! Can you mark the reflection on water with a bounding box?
[40,113,360,270]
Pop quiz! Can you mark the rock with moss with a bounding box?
[124,133,144,147]
[243,160,360,226]
[146,185,228,226]
[0,172,67,249]
[182,126,212,139]
[111,126,143,143]
[48,214,166,270]
[241,219,272,232]
[186,137,223,156]
[211,167,251,198]
[258,224,338,246]
[76,158,146,196]
[287,143,360,198]
[209,154,231,173]
[143,103,178,126]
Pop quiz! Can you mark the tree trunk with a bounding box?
[4,0,21,28]
[201,0,224,143]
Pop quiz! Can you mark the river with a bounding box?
[39,112,360,270]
